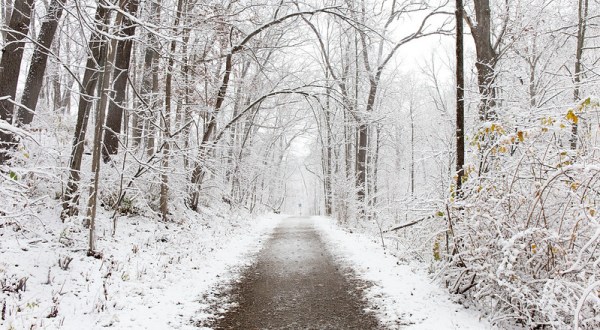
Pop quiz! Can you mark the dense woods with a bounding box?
[1,0,599,328]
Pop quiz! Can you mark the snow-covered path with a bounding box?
[208,216,490,329]
[213,216,381,329]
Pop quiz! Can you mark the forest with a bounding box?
[0,0,599,328]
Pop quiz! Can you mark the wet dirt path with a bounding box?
[213,217,381,329]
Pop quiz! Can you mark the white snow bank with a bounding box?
[0,209,284,329]
[313,216,493,329]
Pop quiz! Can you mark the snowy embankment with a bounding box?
[313,216,493,330]
[1,208,283,329]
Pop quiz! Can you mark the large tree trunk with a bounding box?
[61,1,111,220]
[0,0,34,164]
[18,0,66,125]
[356,78,378,206]
[465,0,499,122]
[103,0,140,162]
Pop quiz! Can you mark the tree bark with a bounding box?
[409,101,415,197]
[0,0,34,164]
[456,0,465,195]
[465,0,499,122]
[323,75,333,216]
[87,5,123,254]
[61,1,111,219]
[1,0,12,43]
[103,0,140,161]
[136,0,161,155]
[160,0,186,221]
[570,0,588,150]
[18,0,66,125]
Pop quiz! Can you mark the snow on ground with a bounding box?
[1,206,283,329]
[313,216,493,330]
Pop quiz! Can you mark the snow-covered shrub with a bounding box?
[443,97,600,328]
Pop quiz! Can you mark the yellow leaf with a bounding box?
[499,146,508,153]
[566,109,578,124]
[531,244,537,254]
[590,208,596,217]
[571,182,580,191]
[517,131,524,142]
[581,97,591,107]
[433,239,441,261]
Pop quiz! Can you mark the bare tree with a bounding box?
[0,0,34,164]
[187,7,334,211]
[61,1,111,219]
[463,0,506,121]
[455,0,465,195]
[134,0,161,154]
[17,0,67,125]
[86,1,124,255]
[102,0,141,161]
[570,0,589,150]
[352,0,450,209]
[160,0,187,220]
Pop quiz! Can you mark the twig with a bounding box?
[383,214,435,233]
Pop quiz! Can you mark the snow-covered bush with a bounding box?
[444,97,600,328]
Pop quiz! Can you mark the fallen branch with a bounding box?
[383,214,435,233]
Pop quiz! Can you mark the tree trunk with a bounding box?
[179,20,193,171]
[86,7,123,253]
[1,0,12,43]
[356,79,378,206]
[103,0,140,162]
[371,125,381,211]
[18,0,66,125]
[570,0,588,150]
[466,0,499,122]
[323,77,333,216]
[409,101,415,197]
[0,0,34,164]
[189,52,232,211]
[61,1,111,219]
[456,0,465,195]
[136,0,161,155]
[355,122,368,204]
[160,0,185,220]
